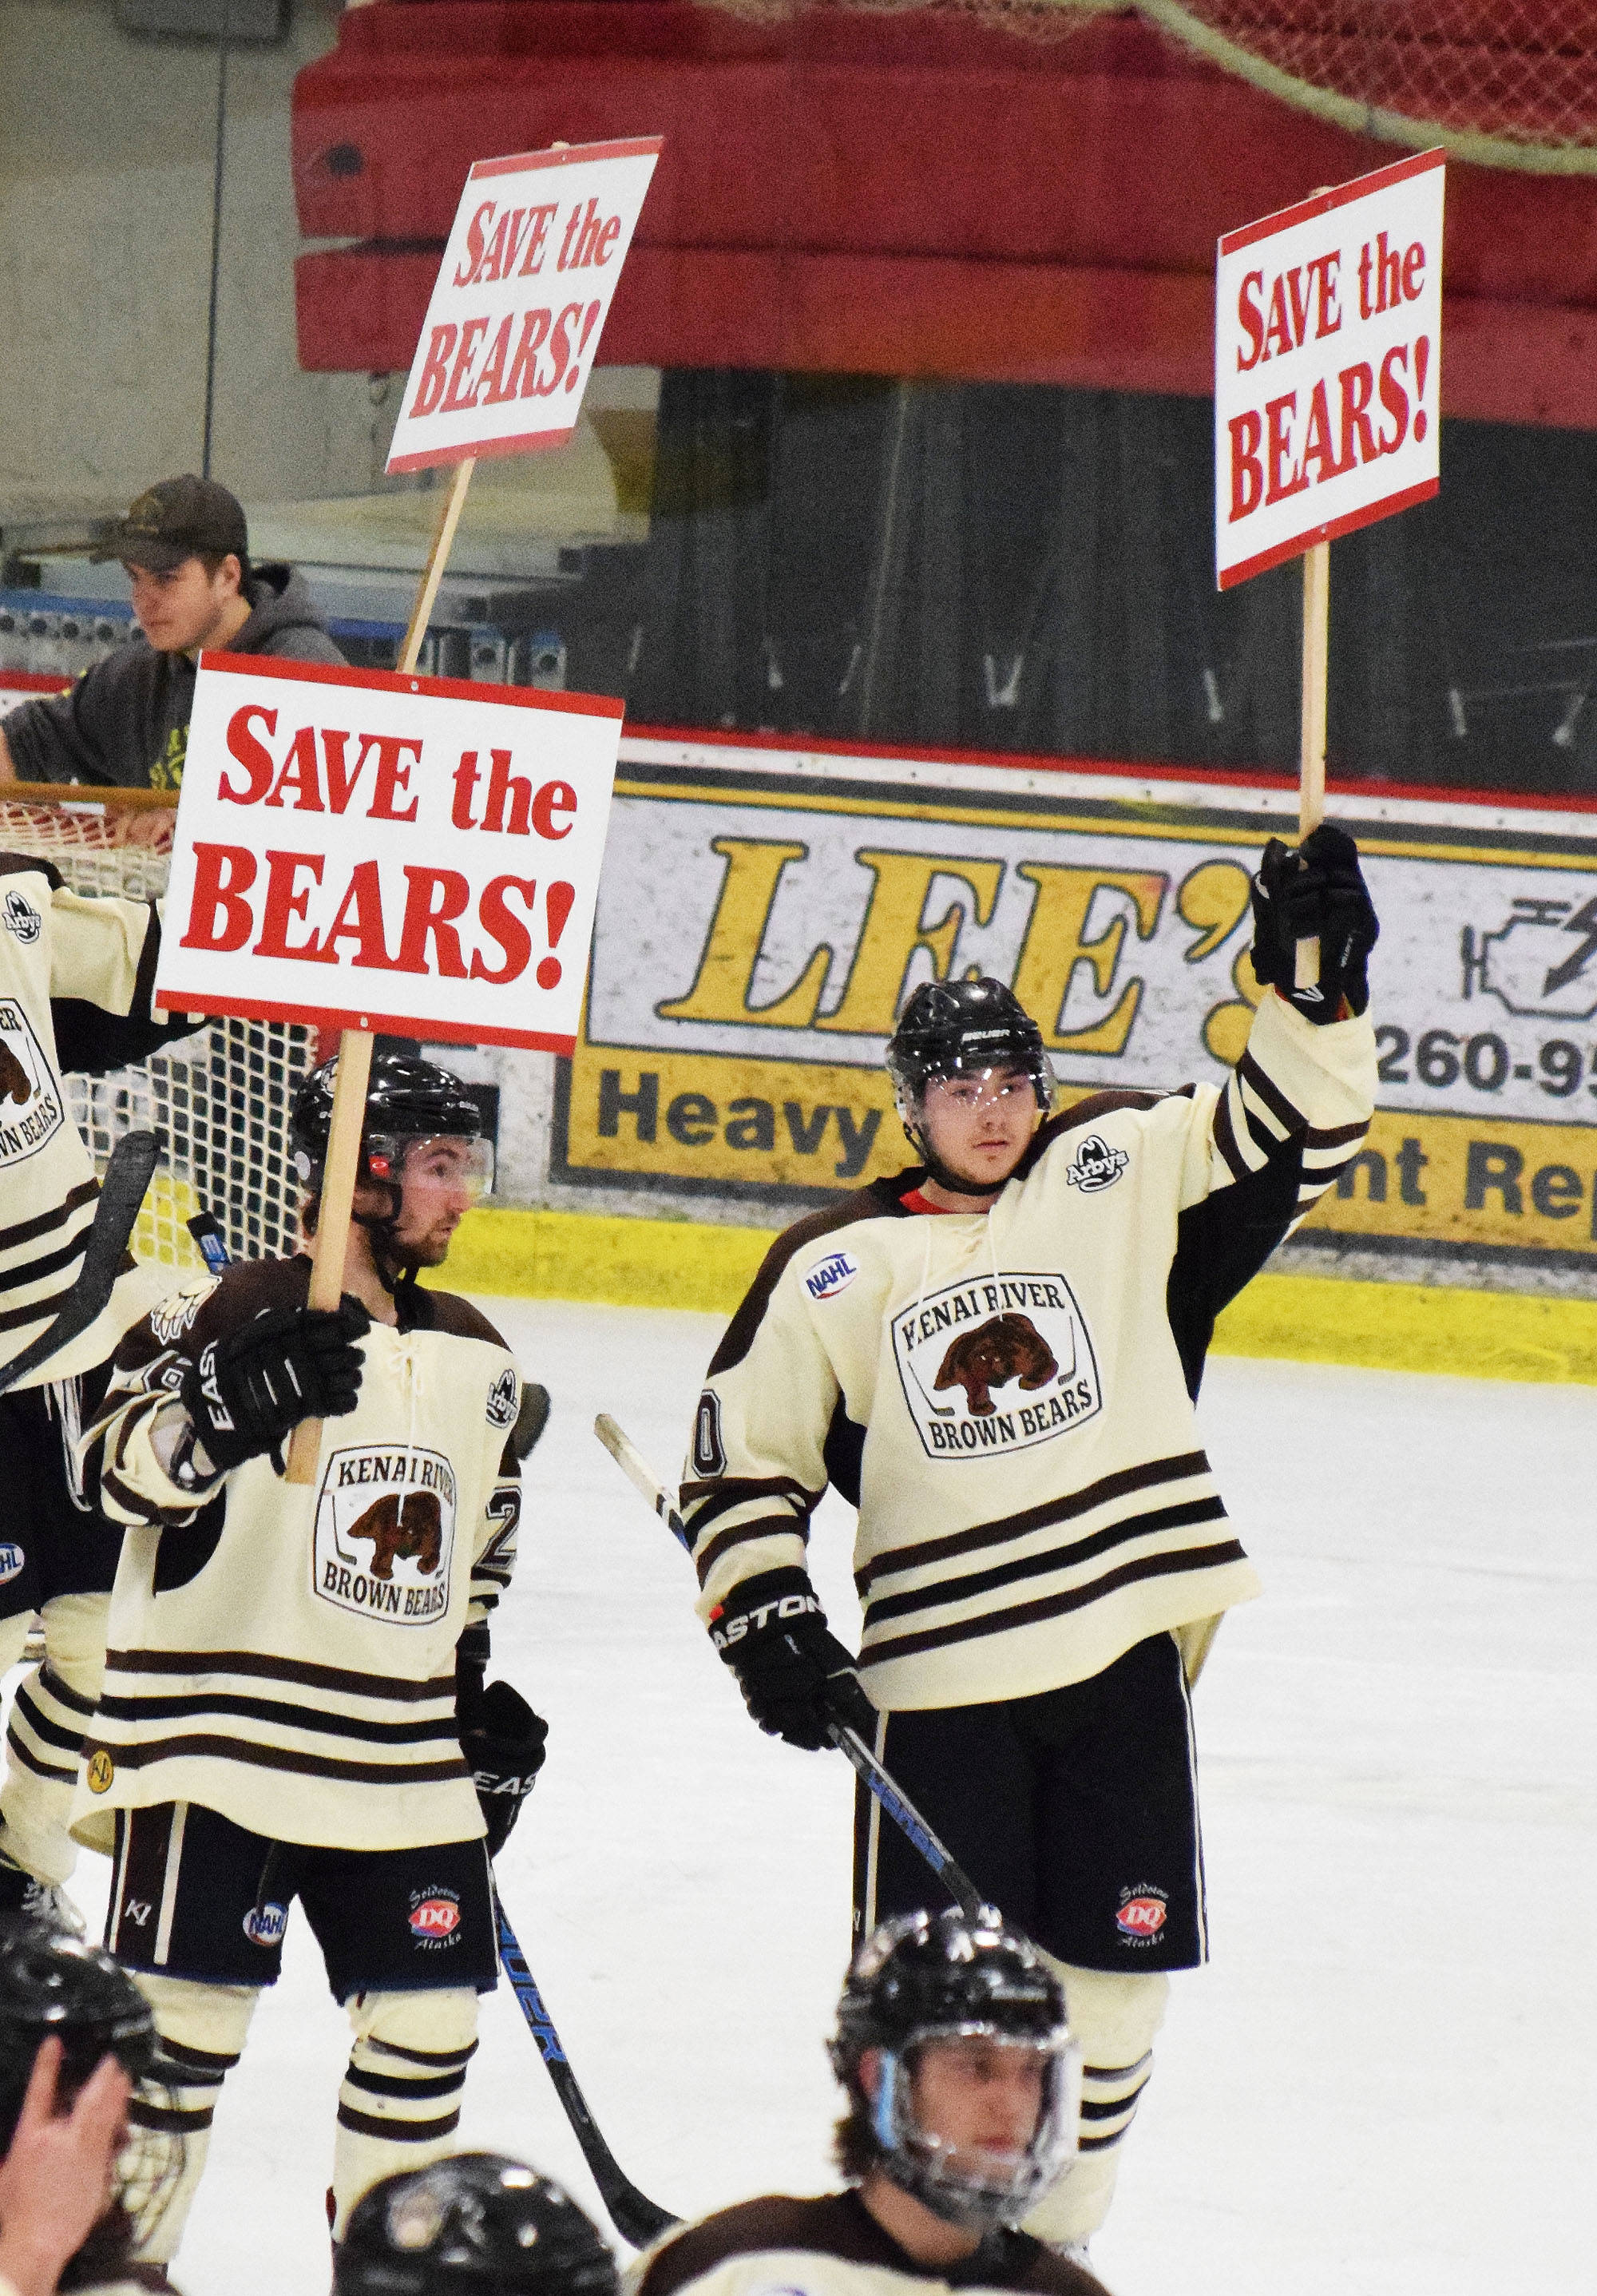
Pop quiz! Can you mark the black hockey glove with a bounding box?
[460,1679,549,1858]
[1249,822,1378,1021]
[180,1295,371,1473]
[709,1567,877,1752]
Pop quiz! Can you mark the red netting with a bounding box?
[1138,2,1597,166]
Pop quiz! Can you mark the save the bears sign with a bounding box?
[890,1271,1103,1461]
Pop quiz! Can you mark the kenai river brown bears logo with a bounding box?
[0,1000,63,1168]
[892,1271,1102,1460]
[314,1446,457,1624]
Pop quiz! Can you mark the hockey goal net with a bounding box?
[0,787,315,1275]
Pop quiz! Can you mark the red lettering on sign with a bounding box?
[180,844,257,952]
[530,780,575,840]
[253,851,327,962]
[516,203,560,277]
[453,202,495,289]
[1264,391,1306,504]
[1228,410,1263,522]
[220,705,277,805]
[472,875,537,985]
[322,860,394,970]
[264,725,323,813]
[394,867,471,977]
[367,736,422,825]
[410,324,457,419]
[1377,343,1410,454]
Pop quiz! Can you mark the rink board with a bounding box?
[556,731,1597,1268]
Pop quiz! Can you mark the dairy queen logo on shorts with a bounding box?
[408,1886,462,1948]
[890,1271,1102,1461]
[1115,1884,1170,1944]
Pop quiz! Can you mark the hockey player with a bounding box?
[335,2155,619,2296]
[0,1923,183,2294]
[632,1905,1108,2296]
[69,1049,549,2266]
[678,825,1379,2250]
[0,846,198,1931]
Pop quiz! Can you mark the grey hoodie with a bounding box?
[4,565,347,791]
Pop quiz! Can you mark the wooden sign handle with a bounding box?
[1294,537,1330,992]
[283,458,478,1487]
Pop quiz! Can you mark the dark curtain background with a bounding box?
[612,372,1597,798]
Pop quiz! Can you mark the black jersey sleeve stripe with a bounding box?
[4,1722,76,1786]
[335,2104,463,2144]
[0,1226,101,1298]
[862,1495,1228,1625]
[1302,1116,1370,1149]
[37,1664,96,1719]
[104,1648,458,1703]
[692,1513,812,1586]
[857,1450,1212,1591]
[681,1473,826,1536]
[0,1177,99,1257]
[860,1541,1250,1666]
[84,1733,471,1787]
[1210,1087,1252,1185]
[1237,1046,1306,1136]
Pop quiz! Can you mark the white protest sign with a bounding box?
[1215,149,1444,589]
[386,135,662,475]
[154,654,622,1053]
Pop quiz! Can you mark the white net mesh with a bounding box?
[1,795,315,1273]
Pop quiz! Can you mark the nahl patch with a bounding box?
[243,1901,288,1948]
[313,1446,458,1626]
[0,1543,23,1588]
[1065,1133,1128,1193]
[891,1270,1102,1461]
[804,1249,859,1303]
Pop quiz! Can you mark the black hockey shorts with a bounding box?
[106,1802,498,1999]
[0,1365,122,1626]
[853,1632,1207,1973]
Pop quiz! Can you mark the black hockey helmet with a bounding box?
[334,2155,619,2296]
[0,1923,157,2146]
[830,1905,1080,2230]
[885,980,1052,1192]
[292,1045,489,1276]
[0,1923,183,2259]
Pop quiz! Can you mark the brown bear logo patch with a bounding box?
[343,1489,444,1581]
[0,1039,32,1107]
[934,1312,1059,1418]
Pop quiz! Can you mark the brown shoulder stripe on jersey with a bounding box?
[414,1288,513,1350]
[692,1513,812,1586]
[707,1179,911,1378]
[860,1540,1250,1667]
[0,851,65,892]
[635,2194,895,2296]
[103,1648,458,1703]
[1014,1089,1174,1182]
[858,1449,1212,1592]
[862,1495,1229,1627]
[94,1689,467,1747]
[0,1176,98,1256]
[84,1733,470,1788]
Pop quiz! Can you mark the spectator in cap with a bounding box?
[0,474,345,799]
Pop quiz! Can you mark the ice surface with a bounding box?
[12,1299,1596,2294]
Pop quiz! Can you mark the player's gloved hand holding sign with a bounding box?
[1250,823,1379,1021]
[180,1296,371,1472]
[457,1668,548,1858]
[710,1568,878,1751]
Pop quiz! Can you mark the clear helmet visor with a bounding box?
[873,2025,1083,2230]
[367,1132,494,1206]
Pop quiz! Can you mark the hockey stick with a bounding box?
[593,1414,987,1924]
[0,1130,161,1397]
[494,1890,679,2249]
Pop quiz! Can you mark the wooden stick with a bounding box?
[1294,537,1330,990]
[284,457,477,1485]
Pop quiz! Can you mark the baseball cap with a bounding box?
[91,475,248,572]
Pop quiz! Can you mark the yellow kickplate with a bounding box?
[430,1207,1597,1386]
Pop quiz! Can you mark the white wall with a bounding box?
[0,0,383,525]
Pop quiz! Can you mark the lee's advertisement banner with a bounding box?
[557,733,1597,1266]
[1215,150,1444,588]
[386,137,662,474]
[154,654,622,1053]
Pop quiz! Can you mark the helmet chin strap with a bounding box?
[351,1189,421,1299]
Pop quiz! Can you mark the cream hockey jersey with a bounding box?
[69,1256,524,1854]
[0,851,192,1386]
[682,990,1376,1711]
[628,2192,1107,2296]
